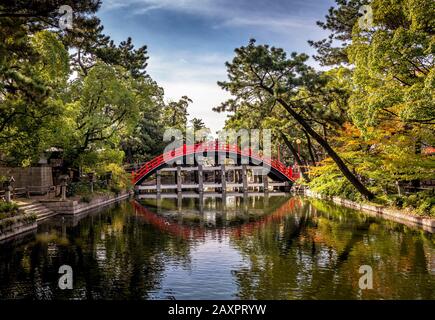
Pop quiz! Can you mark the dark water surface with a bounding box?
[0,195,433,300]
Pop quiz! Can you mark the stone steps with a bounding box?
[18,202,57,222]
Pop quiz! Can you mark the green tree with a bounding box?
[218,40,375,199]
[0,1,170,171]
[121,79,166,163]
[59,63,140,168]
[162,96,192,132]
[0,1,101,164]
[0,30,69,165]
[190,118,206,132]
[308,0,370,66]
[308,0,435,202]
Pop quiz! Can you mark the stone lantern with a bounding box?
[87,172,96,193]
[3,176,14,203]
[59,174,70,201]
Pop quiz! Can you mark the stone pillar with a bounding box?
[198,164,203,193]
[214,169,219,192]
[221,164,226,194]
[396,181,403,196]
[253,172,257,191]
[88,172,95,194]
[199,192,204,214]
[220,193,227,226]
[5,189,11,202]
[242,165,248,193]
[61,185,66,201]
[3,177,14,203]
[263,191,269,208]
[177,166,182,194]
[59,174,69,201]
[263,173,269,194]
[156,170,161,194]
[243,191,248,214]
[177,193,182,213]
[221,193,227,211]
[157,197,162,214]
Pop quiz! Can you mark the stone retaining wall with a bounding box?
[40,192,131,215]
[304,189,435,233]
[0,166,53,188]
[0,217,37,241]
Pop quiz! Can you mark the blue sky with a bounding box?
[98,0,335,133]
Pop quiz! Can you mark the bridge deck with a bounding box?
[137,182,287,191]
[157,166,270,172]
[137,191,289,199]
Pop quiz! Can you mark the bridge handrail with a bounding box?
[132,142,296,184]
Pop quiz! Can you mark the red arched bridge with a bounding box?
[131,142,300,194]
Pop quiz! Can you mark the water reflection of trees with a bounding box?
[231,198,435,300]
[1,198,433,300]
[0,202,191,299]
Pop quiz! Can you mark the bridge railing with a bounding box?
[132,142,296,184]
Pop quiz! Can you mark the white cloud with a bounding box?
[102,0,133,10]
[216,16,318,31]
[100,0,329,133]
[102,0,319,33]
[103,0,221,16]
[159,80,231,134]
[149,54,227,82]
[147,52,232,134]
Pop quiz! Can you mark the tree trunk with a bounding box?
[303,129,317,166]
[280,132,310,183]
[411,139,421,190]
[277,97,374,200]
[323,125,328,142]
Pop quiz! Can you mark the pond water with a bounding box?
[0,195,433,300]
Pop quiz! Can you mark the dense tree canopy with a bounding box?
[0,0,202,177]
[0,29,69,164]
[0,0,433,215]
[217,0,434,213]
[217,39,375,199]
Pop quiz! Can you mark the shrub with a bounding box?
[416,197,435,216]
[80,195,92,203]
[403,194,418,208]
[399,191,435,216]
[110,185,122,195]
[93,180,109,192]
[0,219,14,231]
[25,214,37,223]
[0,213,36,231]
[308,173,364,202]
[378,194,405,208]
[0,202,19,220]
[393,195,404,208]
[96,163,132,191]
[0,202,18,213]
[66,182,91,197]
